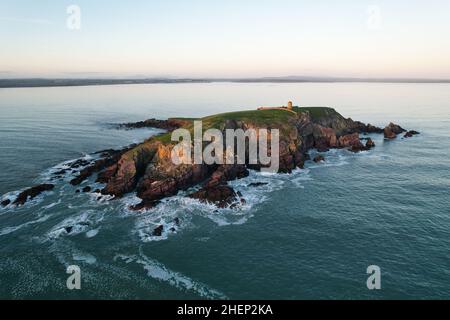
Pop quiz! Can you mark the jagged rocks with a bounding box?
[404,130,420,138]
[365,124,384,134]
[313,155,325,163]
[205,165,249,188]
[384,122,406,139]
[312,126,337,152]
[338,132,362,148]
[384,128,396,139]
[71,145,132,186]
[13,184,55,206]
[248,182,268,187]
[117,118,189,131]
[152,225,164,236]
[365,138,375,149]
[69,158,91,169]
[189,185,239,208]
[130,200,160,211]
[69,109,408,210]
[53,169,68,175]
[96,164,118,183]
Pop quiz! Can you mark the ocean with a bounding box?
[0,82,449,299]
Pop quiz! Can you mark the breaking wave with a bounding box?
[115,250,227,299]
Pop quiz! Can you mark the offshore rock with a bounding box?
[13,184,55,206]
[384,122,406,139]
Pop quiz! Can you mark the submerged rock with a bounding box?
[69,158,91,169]
[82,186,91,193]
[189,185,239,208]
[130,200,160,211]
[404,130,420,138]
[13,184,54,206]
[152,225,164,237]
[1,199,11,207]
[313,155,325,163]
[65,226,73,234]
[248,182,269,187]
[365,138,376,149]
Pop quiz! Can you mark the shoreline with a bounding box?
[1,78,450,89]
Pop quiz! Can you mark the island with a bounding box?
[1,105,420,230]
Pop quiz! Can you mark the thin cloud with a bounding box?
[0,17,53,25]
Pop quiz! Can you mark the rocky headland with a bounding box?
[2,107,419,217]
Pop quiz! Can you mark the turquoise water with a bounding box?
[0,83,449,299]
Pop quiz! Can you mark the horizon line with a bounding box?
[1,76,450,89]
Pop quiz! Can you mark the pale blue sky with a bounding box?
[1,0,449,78]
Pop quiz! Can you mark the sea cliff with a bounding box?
[2,107,419,216]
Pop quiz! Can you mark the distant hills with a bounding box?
[1,76,449,88]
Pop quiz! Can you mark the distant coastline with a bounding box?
[1,76,450,88]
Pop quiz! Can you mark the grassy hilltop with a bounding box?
[155,106,338,143]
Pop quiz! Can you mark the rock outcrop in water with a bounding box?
[116,118,189,131]
[2,107,419,209]
[12,184,55,206]
[404,130,420,138]
[384,122,406,139]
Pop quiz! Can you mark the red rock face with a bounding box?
[96,164,118,183]
[3,112,413,209]
[90,111,406,209]
[189,185,239,208]
[384,122,406,139]
[205,165,249,188]
[338,132,362,148]
[312,125,337,151]
[384,127,397,139]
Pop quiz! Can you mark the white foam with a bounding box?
[46,210,105,240]
[307,149,350,169]
[126,168,314,242]
[43,199,61,210]
[0,214,51,237]
[115,252,226,299]
[73,252,97,265]
[86,228,100,238]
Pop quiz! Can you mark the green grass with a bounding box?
[201,109,297,129]
[154,107,339,144]
[294,106,339,119]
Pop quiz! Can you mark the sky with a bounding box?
[1,0,449,79]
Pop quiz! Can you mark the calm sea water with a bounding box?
[0,83,449,299]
